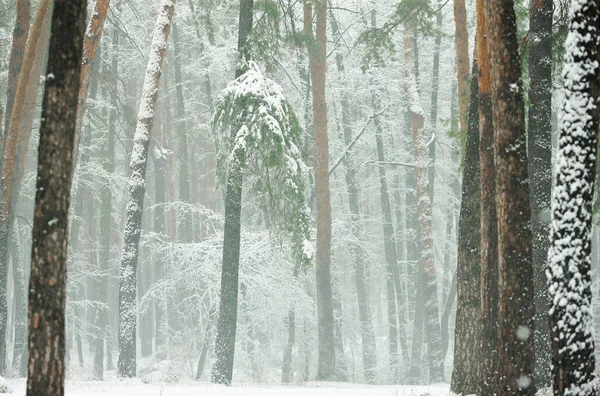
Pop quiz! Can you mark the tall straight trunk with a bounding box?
[548,1,600,394]
[0,0,51,374]
[304,0,336,382]
[211,0,254,385]
[476,2,500,393]
[329,14,377,384]
[428,0,443,201]
[117,0,176,378]
[453,0,470,137]
[93,33,118,379]
[484,0,535,394]
[72,0,111,162]
[8,15,51,376]
[527,0,553,387]
[2,0,30,153]
[26,0,86,394]
[172,23,193,242]
[152,125,167,358]
[372,88,401,383]
[403,31,443,383]
[450,57,481,395]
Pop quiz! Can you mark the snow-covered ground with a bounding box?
[4,379,450,396]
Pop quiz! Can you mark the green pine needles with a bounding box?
[213,61,313,268]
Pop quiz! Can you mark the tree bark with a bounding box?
[453,0,470,137]
[0,0,51,374]
[484,0,535,394]
[527,0,553,387]
[210,0,254,385]
[304,0,336,382]
[72,0,111,163]
[117,0,176,378]
[403,31,443,383]
[451,57,481,395]
[26,0,87,394]
[2,0,30,155]
[548,1,600,394]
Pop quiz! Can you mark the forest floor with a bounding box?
[3,379,450,395]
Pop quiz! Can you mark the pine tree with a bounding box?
[26,0,87,394]
[485,0,535,394]
[548,0,600,394]
[117,0,176,378]
[451,56,481,395]
[528,0,553,387]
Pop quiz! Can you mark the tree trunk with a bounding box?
[117,0,176,378]
[26,0,86,394]
[73,0,111,163]
[151,125,168,359]
[428,0,443,201]
[476,2,500,394]
[0,0,52,374]
[172,23,193,242]
[2,0,30,155]
[304,0,336,382]
[484,0,535,394]
[211,0,254,385]
[527,0,553,387]
[548,1,600,394]
[93,32,118,378]
[453,0,470,137]
[450,57,481,395]
[403,31,443,383]
[329,14,377,383]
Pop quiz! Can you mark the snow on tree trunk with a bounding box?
[528,0,553,387]
[72,0,111,162]
[26,0,87,394]
[117,0,176,378]
[403,29,444,384]
[484,0,535,394]
[548,1,600,395]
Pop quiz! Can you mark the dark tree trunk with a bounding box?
[451,57,481,395]
[211,0,253,385]
[304,0,336,382]
[527,0,553,387]
[548,1,600,395]
[476,3,500,393]
[484,0,535,394]
[26,0,86,394]
[117,0,175,378]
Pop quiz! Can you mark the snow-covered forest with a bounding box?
[0,0,598,394]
